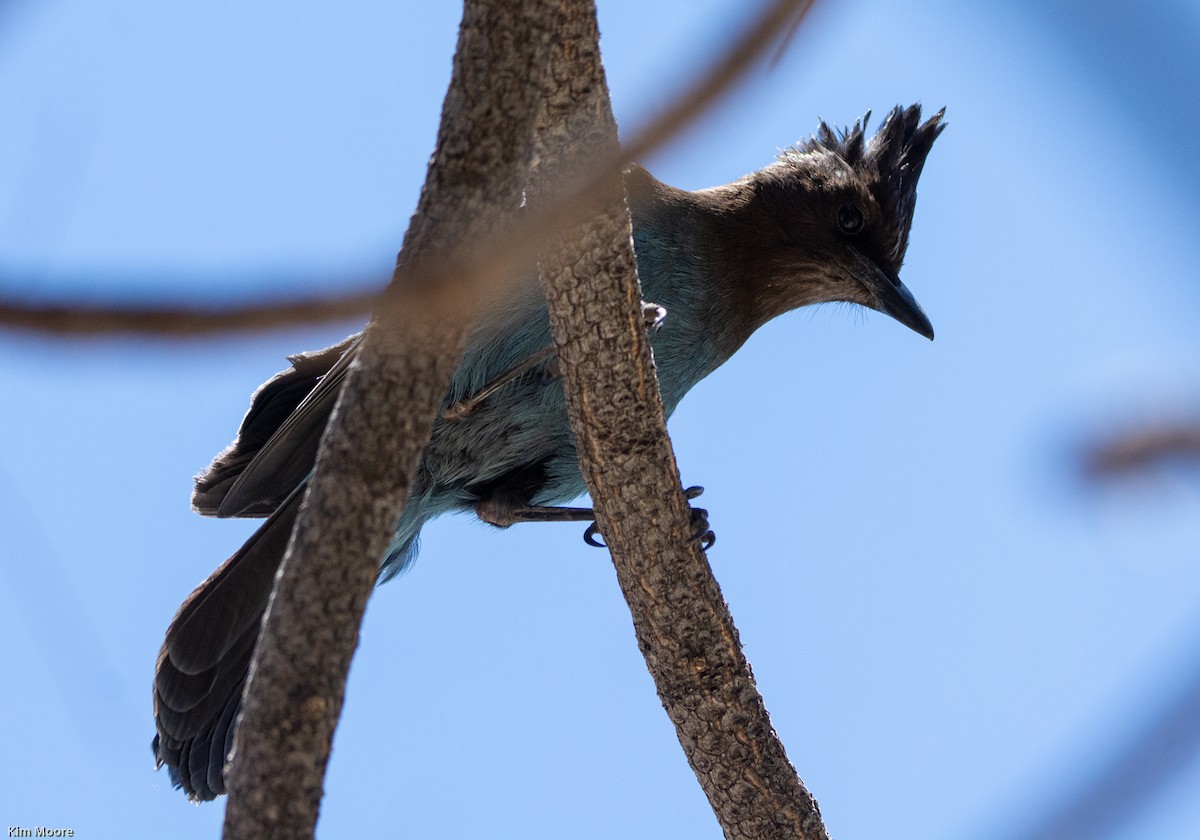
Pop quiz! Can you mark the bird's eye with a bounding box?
[837,203,864,235]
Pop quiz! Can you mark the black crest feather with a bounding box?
[787,104,946,265]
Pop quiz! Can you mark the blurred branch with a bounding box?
[0,287,381,337]
[1051,418,1200,840]
[1084,423,1200,479]
[614,0,813,166]
[0,0,813,339]
[770,7,809,67]
[1009,627,1200,840]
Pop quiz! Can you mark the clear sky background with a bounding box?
[2,1,1200,838]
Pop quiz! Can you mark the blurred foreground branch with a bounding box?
[0,287,381,337]
[0,0,812,339]
[1010,627,1200,840]
[1084,422,1200,479]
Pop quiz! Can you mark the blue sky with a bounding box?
[3,1,1200,838]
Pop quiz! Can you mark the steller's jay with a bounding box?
[153,104,945,800]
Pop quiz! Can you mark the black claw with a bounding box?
[582,487,713,551]
[683,487,714,550]
[688,508,715,550]
[583,521,606,547]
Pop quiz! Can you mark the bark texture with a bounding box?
[218,0,828,836]
[531,3,830,839]
[220,3,554,837]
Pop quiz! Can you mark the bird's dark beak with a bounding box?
[849,249,934,340]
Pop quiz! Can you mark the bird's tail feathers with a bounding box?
[152,485,305,800]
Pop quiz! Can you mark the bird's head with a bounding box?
[706,104,945,341]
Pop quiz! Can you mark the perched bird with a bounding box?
[153,104,945,800]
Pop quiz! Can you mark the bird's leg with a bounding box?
[476,498,597,527]
[443,345,557,421]
[680,485,716,550]
[445,302,668,419]
[476,484,713,551]
[476,491,597,543]
[580,485,714,550]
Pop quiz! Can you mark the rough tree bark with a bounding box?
[220,2,555,837]
[530,3,830,839]
[219,0,828,838]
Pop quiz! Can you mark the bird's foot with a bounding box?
[583,485,714,550]
[583,521,605,547]
[684,485,716,550]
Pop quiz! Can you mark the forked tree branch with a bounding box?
[531,3,828,839]
[220,2,555,836]
[129,0,824,835]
